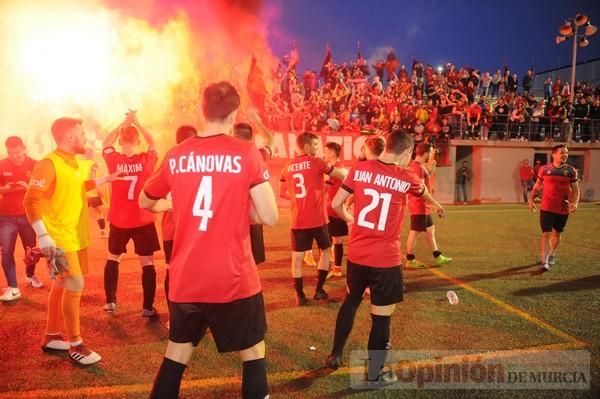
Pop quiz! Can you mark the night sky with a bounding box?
[264,0,600,78]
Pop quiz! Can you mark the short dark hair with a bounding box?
[365,136,385,157]
[297,132,318,148]
[176,125,198,144]
[202,81,241,122]
[325,142,341,157]
[119,126,139,144]
[415,142,431,156]
[5,136,24,148]
[552,144,567,154]
[50,117,83,143]
[233,123,253,142]
[385,130,413,155]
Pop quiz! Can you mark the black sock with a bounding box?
[367,314,391,381]
[333,243,343,267]
[242,358,268,399]
[433,250,442,258]
[142,265,157,310]
[97,218,106,230]
[25,263,35,278]
[406,253,415,261]
[293,277,304,297]
[331,296,361,356]
[316,269,328,291]
[104,260,119,303]
[164,269,170,304]
[150,357,186,399]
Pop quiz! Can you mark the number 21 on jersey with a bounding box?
[357,188,391,231]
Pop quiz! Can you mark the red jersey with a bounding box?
[519,165,534,181]
[280,154,333,229]
[343,160,424,267]
[0,156,36,216]
[538,163,578,215]
[103,147,158,228]
[325,161,344,218]
[143,134,269,303]
[408,160,431,216]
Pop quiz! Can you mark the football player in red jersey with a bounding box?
[325,130,445,384]
[406,143,452,268]
[529,144,580,272]
[279,132,346,305]
[141,81,277,399]
[101,111,161,317]
[323,142,347,279]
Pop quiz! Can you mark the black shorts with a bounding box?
[346,260,404,306]
[540,211,569,233]
[328,217,349,237]
[163,240,173,264]
[410,214,434,232]
[250,224,266,265]
[168,291,267,352]
[87,196,103,208]
[291,225,331,252]
[108,223,161,256]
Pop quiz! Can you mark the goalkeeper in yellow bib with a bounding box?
[23,117,121,365]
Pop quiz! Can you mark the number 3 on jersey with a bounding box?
[193,176,214,231]
[292,173,307,198]
[357,188,391,231]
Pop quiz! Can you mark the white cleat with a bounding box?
[69,344,102,365]
[42,334,70,351]
[0,287,21,302]
[26,276,44,288]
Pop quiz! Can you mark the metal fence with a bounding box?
[445,116,600,142]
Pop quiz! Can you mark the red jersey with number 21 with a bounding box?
[280,154,333,229]
[143,135,269,303]
[103,147,158,228]
[343,160,424,267]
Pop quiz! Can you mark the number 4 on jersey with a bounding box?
[193,176,214,231]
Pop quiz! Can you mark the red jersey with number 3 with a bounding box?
[538,163,578,215]
[143,135,269,303]
[103,147,158,228]
[280,154,333,229]
[342,160,424,267]
[408,160,431,216]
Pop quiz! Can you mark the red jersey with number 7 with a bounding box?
[103,147,158,228]
[143,135,270,303]
[280,154,333,229]
[342,159,424,267]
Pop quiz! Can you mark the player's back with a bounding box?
[161,135,269,303]
[282,154,332,229]
[407,160,431,216]
[344,159,423,267]
[103,147,158,228]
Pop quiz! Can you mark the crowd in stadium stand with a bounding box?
[257,48,600,144]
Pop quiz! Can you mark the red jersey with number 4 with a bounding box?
[326,161,345,218]
[280,154,333,229]
[538,163,578,215]
[408,160,431,216]
[343,160,424,267]
[103,147,158,228]
[143,135,269,303]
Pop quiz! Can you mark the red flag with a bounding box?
[319,44,332,78]
[247,55,267,114]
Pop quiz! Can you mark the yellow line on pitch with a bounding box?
[426,267,585,346]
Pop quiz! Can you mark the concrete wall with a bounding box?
[434,141,600,204]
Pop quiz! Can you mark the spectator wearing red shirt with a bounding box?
[519,159,535,203]
[141,81,278,399]
[466,102,482,139]
[325,130,445,381]
[529,145,580,272]
[0,136,42,302]
[101,111,160,316]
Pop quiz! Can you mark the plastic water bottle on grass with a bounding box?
[446,290,459,305]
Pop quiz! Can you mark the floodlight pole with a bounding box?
[569,25,577,105]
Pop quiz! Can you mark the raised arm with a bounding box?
[103,112,134,149]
